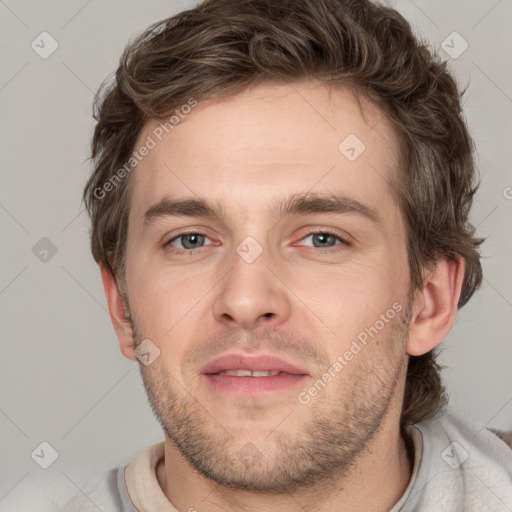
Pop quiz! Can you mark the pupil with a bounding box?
[184,234,203,249]
[315,234,333,247]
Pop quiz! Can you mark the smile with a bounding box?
[216,370,282,377]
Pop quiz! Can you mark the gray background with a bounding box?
[1,0,511,509]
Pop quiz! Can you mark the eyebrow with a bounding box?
[273,193,380,223]
[142,192,380,228]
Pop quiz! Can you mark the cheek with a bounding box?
[286,262,407,349]
[125,258,215,354]
[124,249,172,337]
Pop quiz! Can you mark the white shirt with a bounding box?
[57,409,512,511]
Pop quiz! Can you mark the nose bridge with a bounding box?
[212,234,291,329]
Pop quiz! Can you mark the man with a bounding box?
[64,0,512,510]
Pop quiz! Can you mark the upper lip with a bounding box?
[200,353,309,375]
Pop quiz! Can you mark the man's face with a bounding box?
[123,82,412,491]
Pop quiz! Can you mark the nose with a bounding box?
[212,242,291,330]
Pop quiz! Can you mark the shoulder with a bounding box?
[419,409,512,458]
[415,409,512,471]
[402,409,512,511]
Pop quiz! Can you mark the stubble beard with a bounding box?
[130,304,411,494]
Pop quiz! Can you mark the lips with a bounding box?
[200,353,309,395]
[200,353,308,376]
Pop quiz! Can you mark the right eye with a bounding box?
[165,231,214,252]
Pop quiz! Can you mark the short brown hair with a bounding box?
[84,0,484,425]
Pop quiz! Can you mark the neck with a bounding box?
[156,413,413,512]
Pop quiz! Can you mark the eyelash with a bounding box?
[164,229,351,254]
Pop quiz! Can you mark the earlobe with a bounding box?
[100,263,136,361]
[406,257,465,356]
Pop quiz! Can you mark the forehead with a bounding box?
[129,81,401,222]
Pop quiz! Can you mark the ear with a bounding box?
[100,263,136,361]
[407,257,465,356]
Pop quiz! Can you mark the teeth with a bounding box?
[221,370,281,377]
[225,370,252,377]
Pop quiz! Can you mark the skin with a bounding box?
[101,81,465,511]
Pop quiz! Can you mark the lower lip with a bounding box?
[203,373,309,394]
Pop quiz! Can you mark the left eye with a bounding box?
[299,232,348,249]
[167,232,213,250]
